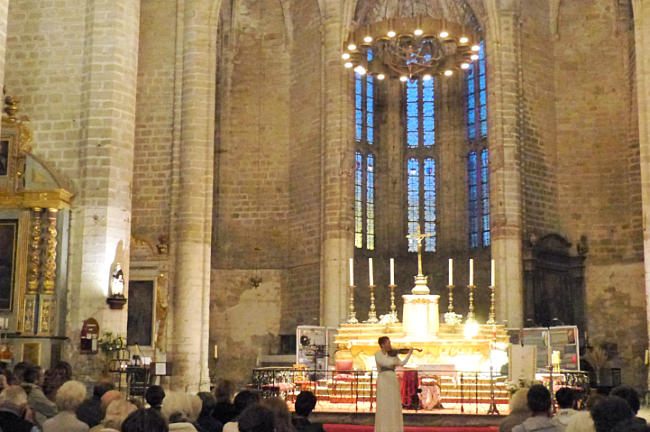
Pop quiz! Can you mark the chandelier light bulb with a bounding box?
[354,65,366,75]
[414,29,423,36]
[422,74,432,81]
[387,30,396,38]
[471,44,480,52]
[399,75,408,82]
[341,53,350,60]
[459,36,469,44]
[348,43,357,51]
[344,62,353,69]
[444,70,453,76]
[363,36,373,43]
[439,31,449,38]
[377,73,386,80]
[461,63,470,70]
[471,54,479,61]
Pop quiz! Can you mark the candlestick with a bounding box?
[369,258,374,286]
[447,284,455,314]
[390,258,395,285]
[366,284,378,323]
[448,258,453,286]
[346,284,358,324]
[389,284,399,323]
[490,259,495,287]
[349,258,354,286]
[467,283,476,321]
[469,259,474,286]
[487,283,496,324]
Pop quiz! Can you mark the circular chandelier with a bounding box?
[342,17,482,81]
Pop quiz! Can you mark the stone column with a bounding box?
[484,0,524,327]
[632,0,650,389]
[321,0,355,328]
[0,0,8,136]
[65,0,140,377]
[170,0,216,391]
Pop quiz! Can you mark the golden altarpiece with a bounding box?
[0,95,71,366]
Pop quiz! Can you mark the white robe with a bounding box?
[374,350,412,432]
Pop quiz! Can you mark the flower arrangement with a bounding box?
[505,378,541,396]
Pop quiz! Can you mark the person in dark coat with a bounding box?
[292,391,324,432]
[76,378,114,428]
[0,385,40,432]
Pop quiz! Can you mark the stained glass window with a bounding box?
[405,77,437,252]
[480,149,490,246]
[356,51,374,145]
[468,152,479,248]
[467,41,486,140]
[366,154,375,250]
[355,152,363,248]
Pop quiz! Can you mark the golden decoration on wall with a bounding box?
[42,209,58,294]
[26,208,41,295]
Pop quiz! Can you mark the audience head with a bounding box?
[262,397,293,432]
[295,391,317,417]
[22,364,43,386]
[197,391,217,417]
[101,390,125,409]
[93,379,115,399]
[610,385,641,414]
[103,399,137,430]
[161,391,193,423]
[43,361,72,399]
[591,396,634,432]
[611,418,650,432]
[214,379,235,403]
[55,380,87,412]
[0,385,28,410]
[234,390,260,416]
[509,388,531,414]
[527,384,552,415]
[238,404,275,432]
[145,385,165,410]
[12,361,30,384]
[121,408,169,432]
[556,387,575,409]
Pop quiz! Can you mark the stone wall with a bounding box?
[555,0,646,387]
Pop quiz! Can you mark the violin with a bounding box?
[387,348,423,357]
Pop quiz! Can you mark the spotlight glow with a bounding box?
[440,31,449,38]
[471,45,480,52]
[341,53,350,60]
[444,70,453,76]
[354,65,366,75]
[471,54,479,61]
[348,43,357,51]
[399,75,408,82]
[344,62,353,69]
[459,37,469,44]
[422,74,432,81]
[461,63,470,70]
[414,29,423,36]
[377,73,385,80]
[364,36,373,43]
[387,30,396,38]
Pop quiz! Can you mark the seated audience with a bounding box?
[161,391,198,431]
[0,385,39,432]
[261,397,294,432]
[42,361,73,401]
[21,363,57,427]
[292,391,324,432]
[121,408,169,432]
[196,392,223,432]
[512,384,559,432]
[499,388,531,432]
[12,362,30,385]
[77,379,115,428]
[102,390,125,412]
[213,380,237,425]
[610,385,646,427]
[223,390,260,432]
[91,399,137,432]
[43,380,89,432]
[590,396,633,432]
[611,418,650,432]
[146,385,166,411]
[552,388,578,431]
[237,404,275,432]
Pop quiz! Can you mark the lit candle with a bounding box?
[390,258,395,285]
[448,258,453,286]
[369,258,374,286]
[490,259,495,287]
[349,258,354,286]
[469,259,474,286]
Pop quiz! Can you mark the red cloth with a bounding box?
[400,370,419,406]
[324,426,499,432]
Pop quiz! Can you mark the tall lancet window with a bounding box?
[354,50,375,250]
[405,77,436,252]
[466,40,490,248]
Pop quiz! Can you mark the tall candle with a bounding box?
[369,258,374,286]
[349,258,354,286]
[469,259,474,286]
[390,258,395,285]
[448,258,453,286]
[491,259,495,286]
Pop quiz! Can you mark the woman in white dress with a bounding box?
[374,337,413,432]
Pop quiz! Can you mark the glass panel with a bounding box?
[367,154,375,250]
[468,152,479,248]
[423,158,436,252]
[407,132,419,147]
[407,117,419,132]
[407,158,420,252]
[406,80,418,102]
[422,79,434,102]
[355,152,363,248]
[423,131,435,147]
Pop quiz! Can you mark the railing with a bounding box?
[251,367,589,414]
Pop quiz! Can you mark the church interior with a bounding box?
[0,0,649,421]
